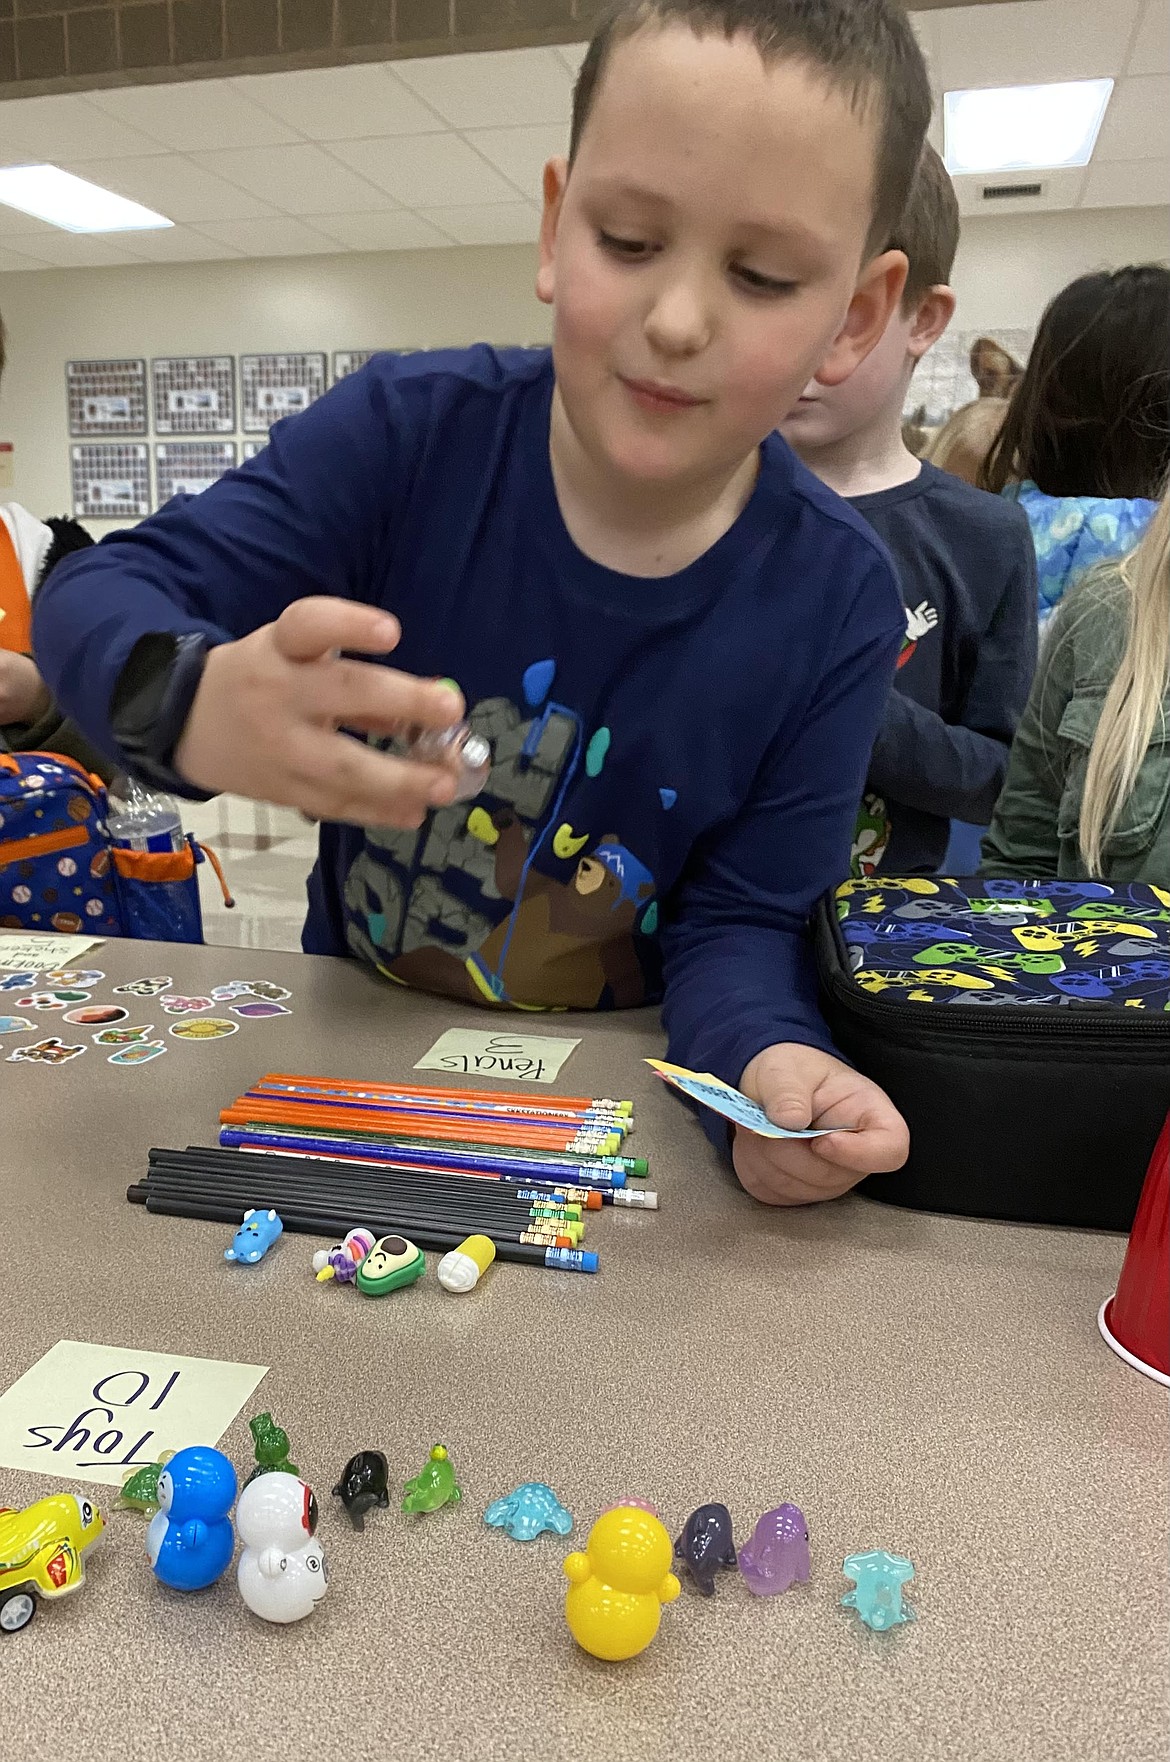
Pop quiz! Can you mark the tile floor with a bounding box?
[183,795,316,952]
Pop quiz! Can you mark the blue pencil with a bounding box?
[218,1125,628,1190]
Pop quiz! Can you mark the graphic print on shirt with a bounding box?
[897,598,938,671]
[341,681,658,1010]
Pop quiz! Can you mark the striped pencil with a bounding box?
[260,1073,633,1116]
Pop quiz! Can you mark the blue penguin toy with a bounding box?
[146,1445,237,1591]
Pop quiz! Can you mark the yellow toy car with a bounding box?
[0,1493,105,1634]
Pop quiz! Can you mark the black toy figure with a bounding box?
[674,1502,737,1595]
[333,1450,390,1531]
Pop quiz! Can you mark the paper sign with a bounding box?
[646,1060,849,1138]
[0,1341,267,1487]
[415,1029,581,1085]
[0,932,105,972]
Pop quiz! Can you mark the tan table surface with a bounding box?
[1,937,1165,1762]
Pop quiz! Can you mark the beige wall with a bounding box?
[0,202,1166,528]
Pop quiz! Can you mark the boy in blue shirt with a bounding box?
[35,0,931,1207]
[780,145,1038,875]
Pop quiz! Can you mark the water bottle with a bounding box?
[106,776,186,853]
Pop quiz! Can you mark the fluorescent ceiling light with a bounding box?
[0,164,173,232]
[944,79,1114,176]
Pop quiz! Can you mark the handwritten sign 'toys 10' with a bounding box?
[414,1029,581,1085]
[0,1341,267,1487]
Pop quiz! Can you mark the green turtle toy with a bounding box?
[116,1450,174,1514]
[244,1411,298,1486]
[402,1444,462,1514]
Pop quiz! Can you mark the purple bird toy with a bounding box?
[738,1504,810,1596]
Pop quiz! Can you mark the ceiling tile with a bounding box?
[555,44,588,79]
[232,65,446,139]
[0,207,59,239]
[302,210,453,250]
[88,82,300,152]
[110,226,244,262]
[934,0,1142,89]
[1093,75,1170,160]
[0,245,53,272]
[464,126,567,200]
[0,96,161,162]
[418,202,541,246]
[393,47,573,129]
[191,216,341,256]
[1126,1,1170,77]
[952,166,1088,217]
[191,143,389,215]
[1080,156,1170,206]
[330,134,519,207]
[17,233,150,267]
[60,155,275,224]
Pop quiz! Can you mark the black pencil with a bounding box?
[127,1187,599,1271]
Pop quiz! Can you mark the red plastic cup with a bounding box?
[1098,1113,1169,1386]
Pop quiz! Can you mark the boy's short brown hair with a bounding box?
[890,145,961,309]
[570,0,932,258]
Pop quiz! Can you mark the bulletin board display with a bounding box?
[66,359,148,437]
[904,327,1034,429]
[71,444,151,519]
[155,441,237,503]
[240,353,327,432]
[241,440,265,461]
[152,357,236,435]
[333,350,377,380]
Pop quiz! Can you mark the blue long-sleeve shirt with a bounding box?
[34,347,903,1088]
[847,462,1038,875]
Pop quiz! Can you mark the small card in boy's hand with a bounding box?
[645,1060,857,1138]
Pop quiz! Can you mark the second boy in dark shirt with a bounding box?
[781,147,1037,875]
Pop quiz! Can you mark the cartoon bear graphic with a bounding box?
[389,811,655,1009]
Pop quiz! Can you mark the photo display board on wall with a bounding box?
[66,359,148,436]
[155,441,237,503]
[152,357,236,434]
[71,443,151,519]
[241,440,265,460]
[240,352,327,432]
[333,350,377,380]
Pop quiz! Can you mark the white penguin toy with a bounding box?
[235,1472,328,1625]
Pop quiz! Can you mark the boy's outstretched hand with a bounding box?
[734,1042,909,1206]
[174,598,468,827]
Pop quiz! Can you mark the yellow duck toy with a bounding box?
[563,1506,680,1660]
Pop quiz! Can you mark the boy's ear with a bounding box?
[907,284,957,362]
[815,248,910,387]
[536,157,569,306]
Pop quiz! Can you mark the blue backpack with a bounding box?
[0,748,230,944]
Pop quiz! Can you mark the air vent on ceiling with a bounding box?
[981,181,1044,201]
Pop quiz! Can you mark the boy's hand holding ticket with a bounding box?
[735,1043,909,1206]
[175,598,467,828]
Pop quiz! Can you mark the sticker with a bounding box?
[645,1060,856,1138]
[63,1004,128,1026]
[240,981,291,1002]
[160,995,214,1014]
[0,1339,267,1487]
[7,1037,87,1065]
[0,1015,35,1035]
[0,972,41,993]
[42,969,105,988]
[15,990,90,1011]
[415,1028,581,1084]
[109,1040,168,1066]
[93,1023,154,1046]
[169,1017,238,1041]
[113,975,172,998]
[229,1000,291,1019]
[210,983,253,1000]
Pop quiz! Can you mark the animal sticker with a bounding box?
[7,1037,86,1065]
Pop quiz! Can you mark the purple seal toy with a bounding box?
[738,1503,810,1596]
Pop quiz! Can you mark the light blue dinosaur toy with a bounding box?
[841,1549,916,1631]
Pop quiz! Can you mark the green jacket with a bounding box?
[982,577,1169,882]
